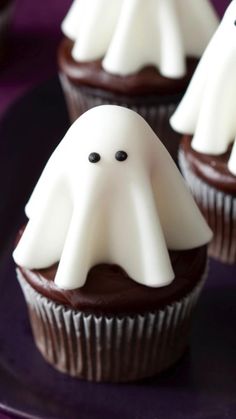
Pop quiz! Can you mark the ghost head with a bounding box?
[62,0,218,78]
[170,1,236,175]
[13,106,212,290]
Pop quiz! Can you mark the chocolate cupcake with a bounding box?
[58,0,218,161]
[13,105,212,382]
[0,0,14,61]
[171,1,236,264]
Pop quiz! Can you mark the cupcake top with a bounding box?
[171,1,236,176]
[61,0,218,79]
[13,106,212,290]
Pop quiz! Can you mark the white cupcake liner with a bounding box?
[179,148,236,264]
[59,72,181,162]
[17,267,207,382]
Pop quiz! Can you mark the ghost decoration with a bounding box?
[61,0,218,78]
[170,1,236,175]
[13,106,212,290]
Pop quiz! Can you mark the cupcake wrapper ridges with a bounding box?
[179,148,236,264]
[17,268,206,382]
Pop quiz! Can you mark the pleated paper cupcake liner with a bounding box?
[17,267,206,382]
[59,72,181,163]
[179,148,236,264]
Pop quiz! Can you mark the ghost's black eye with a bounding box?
[88,152,101,163]
[234,20,236,26]
[115,151,128,162]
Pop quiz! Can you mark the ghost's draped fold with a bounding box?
[62,0,218,78]
[170,1,236,174]
[13,106,212,289]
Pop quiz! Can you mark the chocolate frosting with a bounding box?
[181,135,236,195]
[58,38,198,97]
[18,245,207,316]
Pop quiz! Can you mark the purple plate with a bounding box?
[0,78,236,419]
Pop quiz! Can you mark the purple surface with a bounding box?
[0,0,233,418]
[0,0,71,116]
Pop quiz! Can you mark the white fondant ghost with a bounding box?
[62,0,218,78]
[13,106,212,290]
[170,1,236,175]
